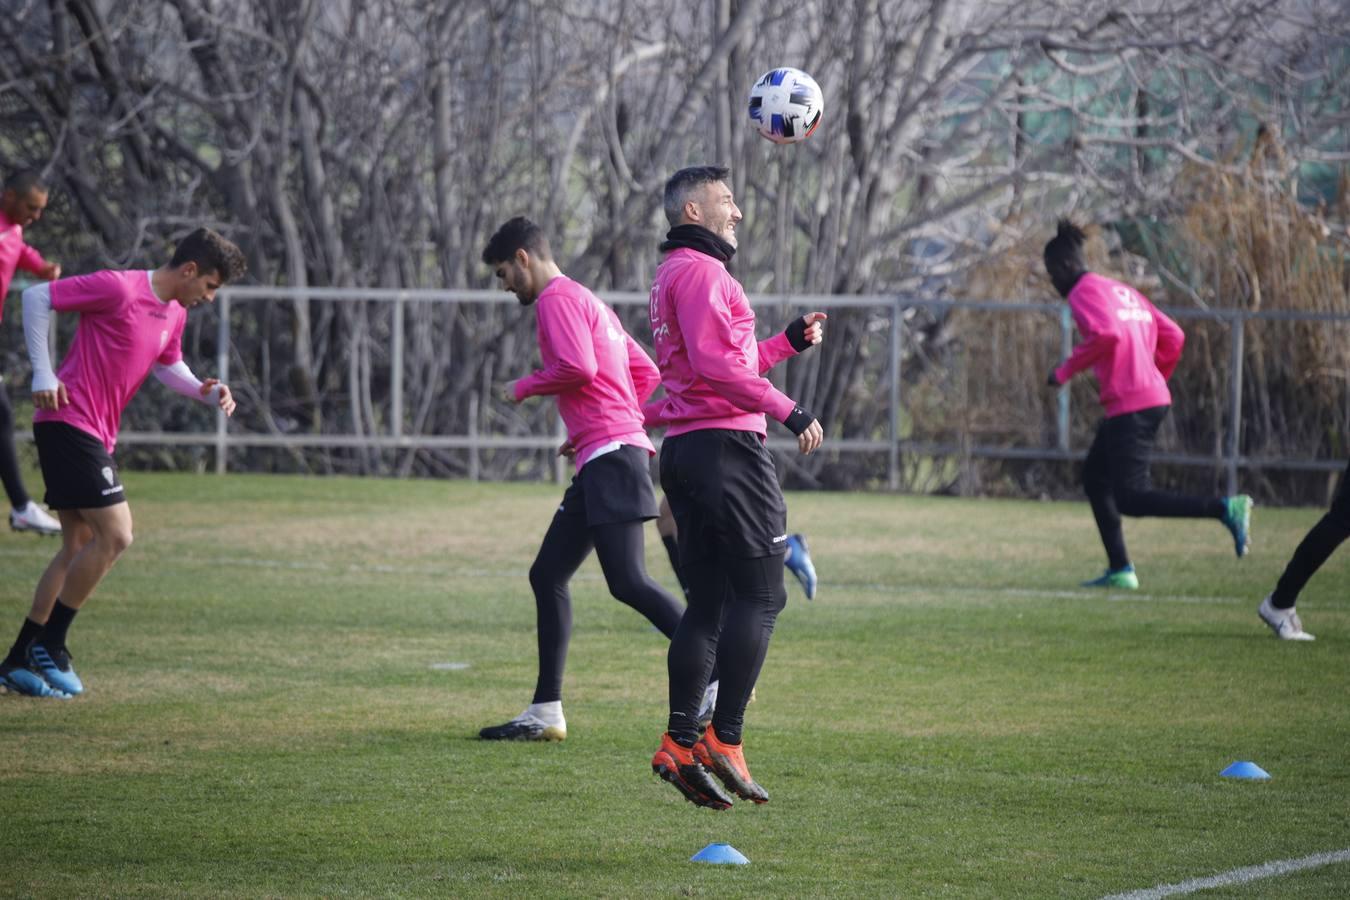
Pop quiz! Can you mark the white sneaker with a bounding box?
[10,501,61,536]
[1258,595,1315,641]
[478,710,566,741]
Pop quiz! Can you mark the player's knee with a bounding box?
[528,559,559,594]
[104,526,134,558]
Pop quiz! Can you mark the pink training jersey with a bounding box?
[644,247,798,437]
[0,210,53,322]
[513,275,658,469]
[34,269,186,452]
[1054,272,1184,418]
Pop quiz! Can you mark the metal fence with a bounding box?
[76,286,1343,493]
[5,283,1344,491]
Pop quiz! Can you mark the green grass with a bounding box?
[2,473,1348,898]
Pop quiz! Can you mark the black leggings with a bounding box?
[667,554,787,746]
[528,516,685,704]
[1271,459,1350,609]
[1083,406,1225,569]
[0,383,31,510]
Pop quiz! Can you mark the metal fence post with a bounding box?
[1057,304,1072,453]
[215,293,230,474]
[889,296,902,491]
[392,294,405,439]
[1226,312,1245,496]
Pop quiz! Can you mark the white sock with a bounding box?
[526,701,564,727]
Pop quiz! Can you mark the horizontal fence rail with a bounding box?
[9,285,1349,491]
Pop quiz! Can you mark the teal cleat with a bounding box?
[1223,494,1253,558]
[1081,565,1139,590]
[784,533,818,600]
[28,643,83,696]
[0,664,73,699]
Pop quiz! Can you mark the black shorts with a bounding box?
[33,421,127,510]
[556,444,659,527]
[659,428,788,564]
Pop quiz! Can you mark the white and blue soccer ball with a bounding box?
[747,67,824,144]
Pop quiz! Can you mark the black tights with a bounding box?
[1083,406,1225,570]
[528,516,685,704]
[0,384,31,510]
[1270,460,1350,609]
[666,555,786,746]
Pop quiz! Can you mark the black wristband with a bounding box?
[784,317,812,352]
[783,406,815,436]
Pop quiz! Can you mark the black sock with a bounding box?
[661,535,690,596]
[4,618,43,667]
[39,601,78,650]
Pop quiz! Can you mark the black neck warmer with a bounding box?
[659,224,736,263]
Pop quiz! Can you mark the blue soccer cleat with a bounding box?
[784,533,818,600]
[1223,494,1253,558]
[28,642,84,695]
[1081,565,1139,590]
[0,664,73,699]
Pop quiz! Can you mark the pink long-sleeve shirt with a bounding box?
[513,275,657,469]
[1054,272,1184,418]
[33,270,187,452]
[644,247,799,437]
[0,210,53,322]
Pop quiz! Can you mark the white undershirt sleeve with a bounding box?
[152,360,218,404]
[22,282,59,394]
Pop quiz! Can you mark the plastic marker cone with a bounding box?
[691,843,750,864]
[1220,761,1271,780]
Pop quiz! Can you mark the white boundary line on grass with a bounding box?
[1100,848,1350,899]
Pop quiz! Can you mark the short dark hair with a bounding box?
[481,216,551,266]
[4,169,48,196]
[171,227,247,282]
[663,165,730,226]
[1043,218,1087,276]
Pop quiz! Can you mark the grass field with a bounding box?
[1,472,1348,898]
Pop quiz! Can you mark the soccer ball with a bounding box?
[747,67,824,144]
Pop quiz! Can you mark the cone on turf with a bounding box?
[691,842,750,864]
[1220,761,1271,780]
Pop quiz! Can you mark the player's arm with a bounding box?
[22,282,67,410]
[1152,306,1185,380]
[511,295,597,402]
[17,242,59,280]
[151,361,236,416]
[758,312,827,373]
[625,335,662,404]
[676,273,822,454]
[1050,304,1117,386]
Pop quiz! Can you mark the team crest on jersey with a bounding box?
[101,466,115,485]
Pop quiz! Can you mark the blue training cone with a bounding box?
[691,843,750,865]
[1220,761,1271,780]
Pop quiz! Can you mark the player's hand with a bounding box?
[32,383,69,410]
[39,262,61,281]
[500,380,520,404]
[558,440,576,459]
[1046,368,1060,388]
[797,418,823,455]
[802,311,827,345]
[201,378,236,417]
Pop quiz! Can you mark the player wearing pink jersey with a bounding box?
[477,217,687,741]
[0,170,62,537]
[1044,220,1252,591]
[0,228,245,699]
[646,166,826,810]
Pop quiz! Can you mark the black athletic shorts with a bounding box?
[33,421,127,510]
[557,443,659,527]
[659,428,788,564]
